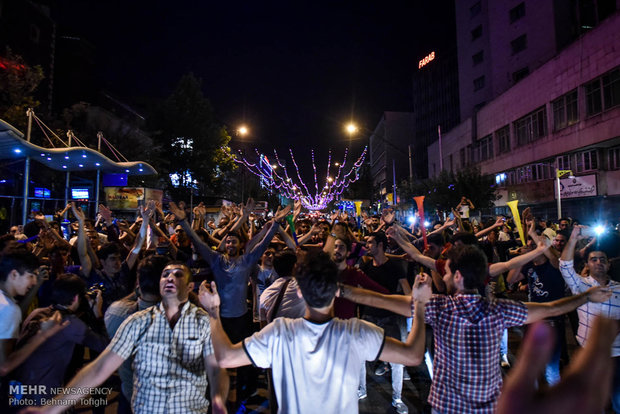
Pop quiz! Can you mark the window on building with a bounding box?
[471,25,482,41]
[514,106,547,146]
[556,154,571,171]
[510,34,527,55]
[552,89,579,131]
[470,2,481,18]
[585,68,620,116]
[473,76,485,91]
[512,67,529,83]
[496,125,511,155]
[585,78,602,116]
[479,135,493,161]
[602,68,620,110]
[574,149,598,172]
[609,147,620,170]
[472,50,484,66]
[510,2,526,23]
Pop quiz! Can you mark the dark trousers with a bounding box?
[221,312,258,404]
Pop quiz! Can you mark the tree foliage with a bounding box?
[0,48,44,130]
[401,166,498,214]
[149,73,236,199]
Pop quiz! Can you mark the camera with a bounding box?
[85,283,106,299]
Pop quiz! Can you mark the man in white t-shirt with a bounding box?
[0,245,65,378]
[199,251,431,414]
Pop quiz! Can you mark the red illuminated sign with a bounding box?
[418,51,436,69]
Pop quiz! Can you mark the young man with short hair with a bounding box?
[341,244,611,414]
[24,262,228,414]
[200,251,431,414]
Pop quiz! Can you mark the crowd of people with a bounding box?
[0,197,618,414]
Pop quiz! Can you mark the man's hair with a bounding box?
[559,217,571,224]
[138,255,169,297]
[557,229,571,240]
[335,237,352,252]
[273,249,297,277]
[96,242,121,261]
[50,273,86,306]
[447,245,488,290]
[295,251,338,308]
[224,231,242,241]
[427,233,444,248]
[0,244,39,282]
[369,231,388,251]
[318,220,332,230]
[451,231,479,246]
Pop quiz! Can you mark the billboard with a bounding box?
[556,175,597,199]
[104,187,163,210]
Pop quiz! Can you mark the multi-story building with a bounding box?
[455,0,618,121]
[369,111,415,203]
[412,43,461,179]
[428,8,620,220]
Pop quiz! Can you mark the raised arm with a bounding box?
[170,201,218,264]
[199,281,251,368]
[126,202,154,270]
[476,217,504,239]
[526,217,559,268]
[561,225,584,262]
[72,202,92,276]
[386,227,437,271]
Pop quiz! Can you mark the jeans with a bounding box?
[544,319,565,386]
[359,314,406,400]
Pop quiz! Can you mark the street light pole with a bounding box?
[556,168,573,220]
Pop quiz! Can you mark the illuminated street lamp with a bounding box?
[345,123,358,135]
[238,126,249,136]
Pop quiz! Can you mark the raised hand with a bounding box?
[140,201,155,221]
[293,200,302,217]
[199,281,221,316]
[242,198,256,216]
[168,201,186,221]
[70,202,85,223]
[382,209,395,225]
[412,273,432,304]
[274,204,292,222]
[98,204,114,223]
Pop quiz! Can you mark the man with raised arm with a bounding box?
[340,243,611,414]
[198,250,430,414]
[168,201,290,402]
[559,224,620,412]
[21,262,228,414]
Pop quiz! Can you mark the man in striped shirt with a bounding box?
[25,262,228,414]
[559,225,620,413]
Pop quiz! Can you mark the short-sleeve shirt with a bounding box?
[360,259,406,318]
[418,294,527,414]
[0,290,21,339]
[243,317,385,414]
[521,260,566,304]
[109,301,214,414]
[259,277,306,322]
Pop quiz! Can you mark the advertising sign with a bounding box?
[104,187,145,210]
[556,174,597,199]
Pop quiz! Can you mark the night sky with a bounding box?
[54,0,454,162]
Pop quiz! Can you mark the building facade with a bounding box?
[429,9,620,220]
[369,111,415,203]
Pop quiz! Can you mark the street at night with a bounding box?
[1,1,620,414]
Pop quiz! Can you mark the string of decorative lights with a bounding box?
[236,147,367,210]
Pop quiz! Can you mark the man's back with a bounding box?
[424,294,527,414]
[243,317,384,414]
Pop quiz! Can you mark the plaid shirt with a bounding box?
[414,294,527,414]
[559,259,620,356]
[109,301,214,414]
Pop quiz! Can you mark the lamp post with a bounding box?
[556,168,574,220]
[237,126,249,202]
